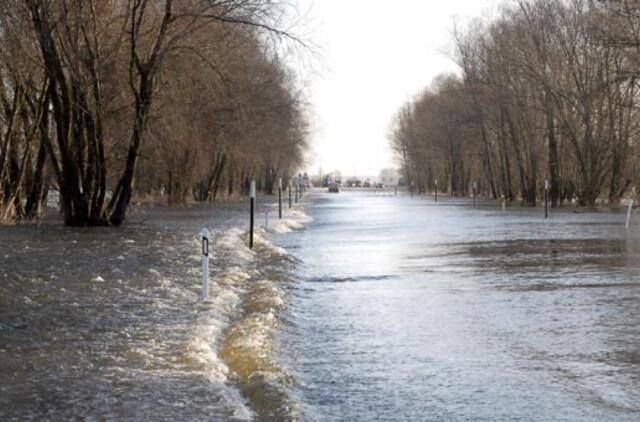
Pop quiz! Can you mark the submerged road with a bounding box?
[276,190,640,421]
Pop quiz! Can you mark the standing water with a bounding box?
[275,191,640,421]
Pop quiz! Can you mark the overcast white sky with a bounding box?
[295,0,499,178]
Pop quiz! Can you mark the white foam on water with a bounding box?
[270,219,302,233]
[249,280,286,310]
[252,231,289,258]
[157,209,312,420]
[268,207,313,234]
[211,267,252,286]
[178,335,229,382]
[213,228,255,265]
[288,207,313,222]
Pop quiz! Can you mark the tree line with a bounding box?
[0,0,308,226]
[390,0,640,207]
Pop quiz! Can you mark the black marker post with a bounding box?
[544,179,550,219]
[249,181,256,249]
[278,178,283,219]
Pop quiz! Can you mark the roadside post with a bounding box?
[288,179,292,209]
[544,180,550,219]
[299,174,304,198]
[249,181,255,249]
[473,181,477,208]
[278,178,282,219]
[626,187,636,230]
[502,194,506,213]
[435,179,438,203]
[200,228,209,300]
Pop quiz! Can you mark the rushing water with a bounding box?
[0,200,308,421]
[2,191,640,421]
[275,191,640,421]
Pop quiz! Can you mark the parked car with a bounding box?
[328,183,340,193]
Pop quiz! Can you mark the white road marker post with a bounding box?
[626,187,636,230]
[435,179,438,203]
[200,228,210,300]
[250,181,256,249]
[473,181,478,208]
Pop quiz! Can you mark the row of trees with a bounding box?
[0,0,308,225]
[390,0,640,207]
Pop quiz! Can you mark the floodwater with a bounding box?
[0,200,307,420]
[275,191,640,421]
[1,190,640,421]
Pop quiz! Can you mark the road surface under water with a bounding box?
[275,190,640,421]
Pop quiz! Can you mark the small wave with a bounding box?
[307,274,397,283]
[252,229,291,260]
[177,335,229,382]
[214,207,311,421]
[270,219,304,234]
[220,280,300,421]
[212,228,256,265]
[269,208,313,234]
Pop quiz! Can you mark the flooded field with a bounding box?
[275,191,640,421]
[2,190,640,421]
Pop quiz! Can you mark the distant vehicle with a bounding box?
[376,183,384,189]
[346,178,362,188]
[328,183,340,193]
[363,181,371,188]
[323,174,342,188]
